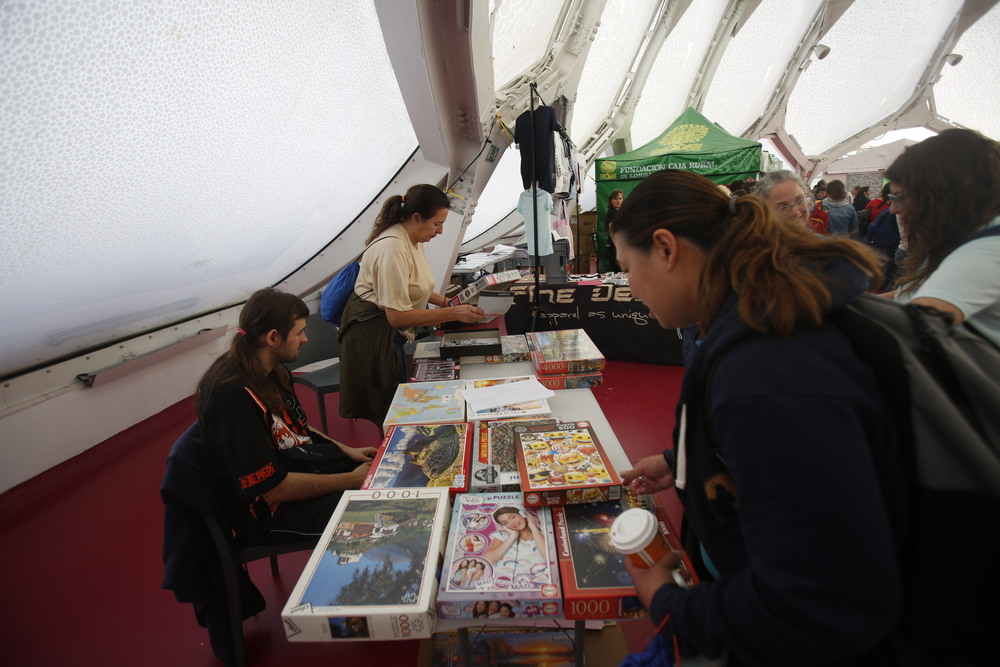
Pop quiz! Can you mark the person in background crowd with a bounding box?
[613,169,936,666]
[605,188,624,272]
[854,185,871,211]
[883,128,1000,348]
[865,206,901,289]
[812,179,827,199]
[822,179,860,237]
[196,288,376,543]
[866,183,891,224]
[338,184,485,427]
[809,187,830,235]
[753,169,812,229]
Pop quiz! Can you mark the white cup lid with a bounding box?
[609,508,658,554]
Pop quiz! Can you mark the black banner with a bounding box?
[504,282,684,366]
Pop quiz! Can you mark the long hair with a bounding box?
[366,184,450,244]
[885,128,1000,294]
[614,170,882,337]
[197,288,309,414]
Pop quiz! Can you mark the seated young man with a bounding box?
[196,287,376,543]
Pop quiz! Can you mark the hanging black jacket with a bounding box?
[161,422,265,666]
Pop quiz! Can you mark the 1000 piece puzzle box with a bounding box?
[436,492,562,620]
[363,423,472,497]
[281,488,451,641]
[552,492,697,620]
[382,379,466,428]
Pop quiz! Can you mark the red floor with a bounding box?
[0,357,684,667]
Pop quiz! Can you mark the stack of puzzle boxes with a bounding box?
[527,329,606,390]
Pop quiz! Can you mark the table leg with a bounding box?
[575,619,586,666]
[457,626,471,667]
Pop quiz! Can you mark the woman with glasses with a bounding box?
[752,170,814,229]
[883,128,1000,348]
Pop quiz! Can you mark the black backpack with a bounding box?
[701,225,1000,663]
[856,206,871,238]
[830,294,1000,665]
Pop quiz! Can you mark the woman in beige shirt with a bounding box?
[338,184,484,427]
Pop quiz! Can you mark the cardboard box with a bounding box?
[363,423,473,497]
[469,418,557,493]
[414,334,529,364]
[383,380,466,428]
[436,492,562,619]
[446,269,523,307]
[514,420,623,507]
[527,329,606,375]
[535,371,603,390]
[282,488,452,641]
[440,329,503,358]
[419,624,631,667]
[410,358,459,382]
[413,339,442,360]
[553,493,696,620]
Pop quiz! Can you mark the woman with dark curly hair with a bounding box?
[884,128,1000,348]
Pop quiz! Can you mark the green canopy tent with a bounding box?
[594,107,762,270]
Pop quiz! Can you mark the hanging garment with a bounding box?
[514,105,558,193]
[517,189,554,257]
[552,199,575,261]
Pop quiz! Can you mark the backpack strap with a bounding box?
[959,223,1000,246]
[354,235,393,302]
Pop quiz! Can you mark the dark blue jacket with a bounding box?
[649,263,940,666]
[866,209,900,256]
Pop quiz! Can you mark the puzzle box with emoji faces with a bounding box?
[512,421,622,507]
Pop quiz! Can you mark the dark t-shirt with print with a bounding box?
[196,360,352,537]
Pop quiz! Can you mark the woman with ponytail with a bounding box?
[339,184,485,427]
[617,171,932,665]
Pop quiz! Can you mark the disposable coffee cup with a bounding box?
[610,508,669,568]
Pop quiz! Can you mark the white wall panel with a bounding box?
[0,0,416,378]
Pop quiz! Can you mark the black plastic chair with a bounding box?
[202,514,317,667]
[289,313,342,435]
[291,361,341,435]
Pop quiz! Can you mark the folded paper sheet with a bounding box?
[462,378,555,412]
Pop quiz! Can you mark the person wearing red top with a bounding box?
[808,198,830,235]
[866,183,891,223]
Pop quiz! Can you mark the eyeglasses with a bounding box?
[775,194,811,214]
[887,193,906,206]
